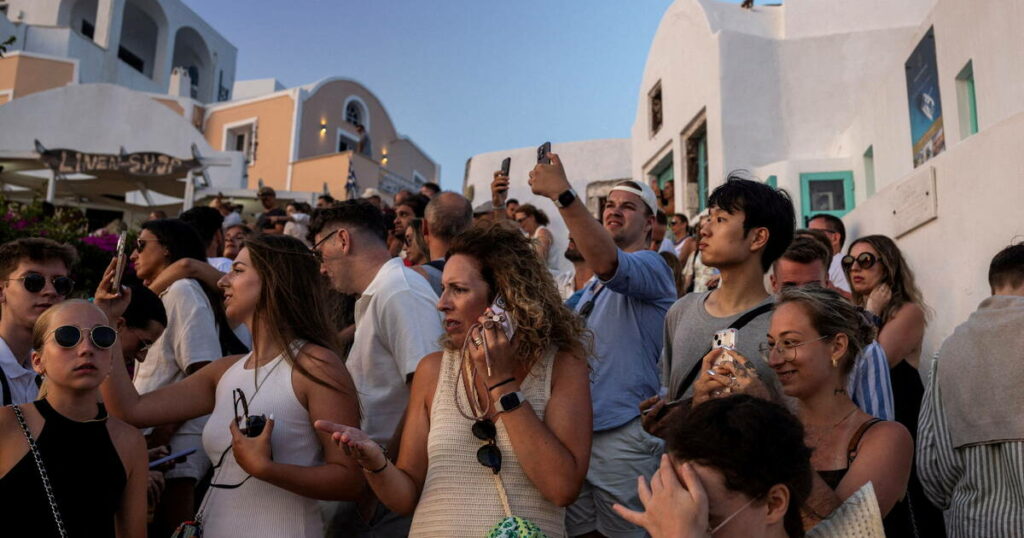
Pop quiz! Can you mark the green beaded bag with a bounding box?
[485,473,548,538]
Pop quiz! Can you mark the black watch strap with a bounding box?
[555,188,577,209]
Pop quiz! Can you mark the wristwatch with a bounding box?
[495,391,526,413]
[554,188,578,209]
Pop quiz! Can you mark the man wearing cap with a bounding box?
[255,186,286,233]
[530,153,676,538]
[361,188,383,210]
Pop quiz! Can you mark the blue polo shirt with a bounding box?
[574,249,676,431]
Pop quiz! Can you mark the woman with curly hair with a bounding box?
[316,221,592,537]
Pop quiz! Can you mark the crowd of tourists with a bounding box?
[0,153,1021,538]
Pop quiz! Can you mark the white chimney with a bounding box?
[168,67,192,97]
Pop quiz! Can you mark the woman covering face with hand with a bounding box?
[0,300,148,538]
[315,222,592,538]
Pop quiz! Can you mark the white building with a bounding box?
[634,0,1024,360]
[463,138,632,274]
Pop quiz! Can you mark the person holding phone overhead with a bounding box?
[528,149,676,538]
[315,222,592,538]
[97,234,364,537]
[0,299,148,538]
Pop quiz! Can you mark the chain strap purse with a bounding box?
[12,404,68,538]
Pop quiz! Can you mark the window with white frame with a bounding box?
[225,120,257,164]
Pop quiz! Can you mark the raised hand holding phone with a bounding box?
[528,149,571,201]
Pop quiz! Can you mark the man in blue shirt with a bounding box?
[530,153,676,538]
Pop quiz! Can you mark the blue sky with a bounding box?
[183,1,679,190]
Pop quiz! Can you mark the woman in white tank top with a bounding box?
[514,204,561,274]
[99,235,362,536]
[315,223,592,537]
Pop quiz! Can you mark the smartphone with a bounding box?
[148,447,198,469]
[536,141,551,165]
[111,232,128,293]
[712,328,737,367]
[500,157,511,176]
[489,296,516,340]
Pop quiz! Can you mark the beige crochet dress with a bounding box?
[409,348,564,538]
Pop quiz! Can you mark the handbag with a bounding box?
[12,404,68,538]
[485,472,548,538]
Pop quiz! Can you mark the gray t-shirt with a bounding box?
[660,291,779,400]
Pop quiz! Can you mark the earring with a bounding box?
[831,357,839,368]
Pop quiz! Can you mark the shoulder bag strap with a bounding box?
[673,302,774,400]
[12,404,67,538]
[846,417,883,465]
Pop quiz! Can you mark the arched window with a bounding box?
[345,101,362,126]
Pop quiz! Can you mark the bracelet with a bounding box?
[366,459,389,474]
[488,377,516,391]
[865,311,884,328]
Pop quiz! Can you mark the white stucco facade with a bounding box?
[463,138,632,274]
[4,0,237,103]
[634,0,1024,362]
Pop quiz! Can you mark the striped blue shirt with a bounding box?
[847,341,894,420]
[918,356,1024,538]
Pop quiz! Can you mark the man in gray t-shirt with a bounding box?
[661,291,776,400]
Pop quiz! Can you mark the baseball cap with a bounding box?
[257,186,276,197]
[361,188,382,199]
[610,180,658,215]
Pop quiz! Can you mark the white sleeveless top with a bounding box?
[199,342,324,537]
[409,347,564,538]
[532,225,563,275]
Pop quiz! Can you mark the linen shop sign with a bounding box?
[35,140,201,177]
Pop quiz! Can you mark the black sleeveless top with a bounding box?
[816,418,917,537]
[0,399,127,538]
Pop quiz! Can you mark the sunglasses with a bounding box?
[841,252,878,271]
[515,217,528,224]
[47,325,118,349]
[472,418,502,474]
[6,273,75,297]
[233,388,267,437]
[135,238,160,253]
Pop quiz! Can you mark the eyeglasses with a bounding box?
[841,252,877,271]
[758,334,833,362]
[472,418,502,474]
[310,229,339,262]
[709,496,759,534]
[47,325,118,349]
[514,217,528,224]
[135,238,160,253]
[6,273,75,296]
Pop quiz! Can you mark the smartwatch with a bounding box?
[495,391,525,414]
[554,188,578,209]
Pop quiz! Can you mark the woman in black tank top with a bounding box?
[0,300,147,537]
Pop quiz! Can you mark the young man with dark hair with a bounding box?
[311,200,442,535]
[419,181,441,199]
[0,238,78,405]
[645,176,795,432]
[316,194,336,209]
[919,242,1024,537]
[808,213,851,294]
[650,210,675,253]
[255,186,286,232]
[392,193,431,257]
[179,206,232,272]
[530,154,676,538]
[771,236,894,420]
[505,198,520,219]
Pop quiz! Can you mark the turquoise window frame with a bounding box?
[800,171,855,223]
[956,61,978,138]
[697,135,708,211]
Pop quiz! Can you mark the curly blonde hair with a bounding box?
[446,221,590,368]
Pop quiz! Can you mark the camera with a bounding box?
[241,414,267,437]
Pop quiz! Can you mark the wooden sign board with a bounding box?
[891,165,938,238]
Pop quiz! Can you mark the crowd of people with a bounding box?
[0,152,1022,538]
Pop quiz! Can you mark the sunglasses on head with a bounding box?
[48,325,118,349]
[7,273,75,297]
[841,252,878,271]
[472,418,502,474]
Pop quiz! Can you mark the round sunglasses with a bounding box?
[47,325,118,349]
[841,252,878,271]
[472,418,502,474]
[6,273,75,297]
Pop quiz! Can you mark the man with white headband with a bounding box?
[530,152,676,538]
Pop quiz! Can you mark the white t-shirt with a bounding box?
[0,336,38,405]
[133,278,221,436]
[657,237,676,254]
[556,267,577,300]
[284,212,311,247]
[349,258,443,444]
[830,254,851,292]
[208,257,233,273]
